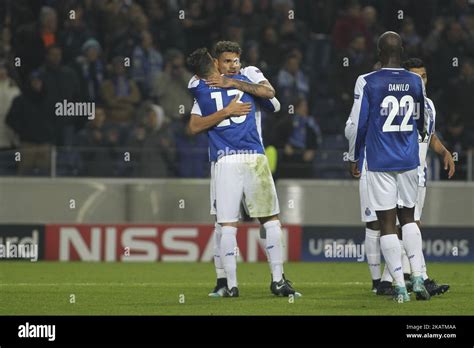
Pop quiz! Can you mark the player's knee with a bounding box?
[366,220,380,231]
[259,215,279,225]
[221,225,237,236]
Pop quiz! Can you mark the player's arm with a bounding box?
[256,96,281,113]
[187,96,251,135]
[346,76,369,178]
[205,76,275,99]
[416,76,428,140]
[429,133,455,179]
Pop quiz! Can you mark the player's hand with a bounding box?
[224,95,251,116]
[205,75,234,88]
[442,150,455,179]
[349,161,361,179]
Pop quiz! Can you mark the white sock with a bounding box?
[220,226,238,289]
[400,239,411,275]
[365,228,381,280]
[402,223,423,277]
[264,220,283,282]
[213,223,226,279]
[380,234,405,287]
[381,263,393,283]
[261,225,285,277]
[421,251,429,280]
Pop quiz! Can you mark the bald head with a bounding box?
[377,31,403,65]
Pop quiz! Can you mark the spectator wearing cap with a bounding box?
[152,49,192,121]
[132,30,163,98]
[100,56,141,124]
[6,71,55,175]
[72,38,105,103]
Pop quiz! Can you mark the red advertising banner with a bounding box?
[45,224,301,262]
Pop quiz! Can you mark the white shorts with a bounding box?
[367,168,418,211]
[359,170,378,223]
[414,186,426,221]
[214,154,280,223]
[210,162,217,215]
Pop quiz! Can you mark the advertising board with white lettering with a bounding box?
[44,224,302,262]
[301,226,473,262]
[0,225,44,261]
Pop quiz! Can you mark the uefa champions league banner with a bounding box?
[300,226,474,262]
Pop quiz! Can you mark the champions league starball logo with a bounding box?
[365,208,372,216]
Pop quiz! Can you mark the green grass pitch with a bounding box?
[0,262,472,315]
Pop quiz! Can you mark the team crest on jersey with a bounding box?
[365,207,371,216]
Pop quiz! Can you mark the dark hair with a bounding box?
[402,58,425,70]
[187,48,214,77]
[212,41,242,58]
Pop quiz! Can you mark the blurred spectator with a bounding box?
[15,6,58,83]
[72,38,105,103]
[277,53,310,106]
[38,45,80,146]
[147,0,186,52]
[239,0,265,41]
[58,4,93,65]
[242,41,268,75]
[6,71,54,175]
[152,49,192,120]
[173,115,209,178]
[279,19,307,54]
[260,25,281,75]
[275,96,321,178]
[446,59,474,149]
[332,1,369,51]
[0,61,20,150]
[75,107,120,176]
[224,18,245,48]
[132,30,163,98]
[400,17,422,57]
[100,55,141,124]
[182,1,212,53]
[126,102,175,177]
[361,5,384,49]
[432,21,472,89]
[0,25,13,60]
[332,33,372,127]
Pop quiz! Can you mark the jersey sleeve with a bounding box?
[416,75,428,139]
[256,96,281,113]
[242,66,267,84]
[191,98,202,116]
[426,98,436,134]
[347,75,370,162]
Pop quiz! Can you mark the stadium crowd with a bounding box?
[0,0,472,178]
